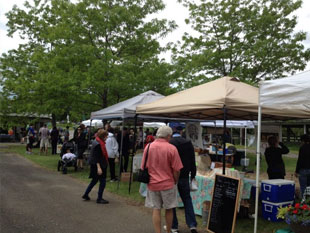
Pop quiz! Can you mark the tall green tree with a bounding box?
[0,0,177,124]
[173,0,310,88]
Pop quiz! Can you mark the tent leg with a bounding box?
[87,120,92,147]
[128,115,138,194]
[117,118,125,190]
[222,108,227,175]
[254,105,262,233]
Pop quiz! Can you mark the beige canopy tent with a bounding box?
[137,76,262,176]
[137,76,296,120]
[136,75,310,233]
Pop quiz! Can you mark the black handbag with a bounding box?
[137,143,151,183]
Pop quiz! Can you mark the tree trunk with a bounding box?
[102,89,108,108]
[52,113,56,128]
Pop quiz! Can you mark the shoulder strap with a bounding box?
[143,143,151,169]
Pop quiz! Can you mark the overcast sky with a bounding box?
[1,0,310,69]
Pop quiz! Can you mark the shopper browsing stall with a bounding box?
[295,134,310,198]
[169,126,198,233]
[141,126,183,233]
[264,135,289,179]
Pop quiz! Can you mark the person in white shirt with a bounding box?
[59,148,77,174]
[39,124,49,155]
[105,128,119,182]
[62,152,77,161]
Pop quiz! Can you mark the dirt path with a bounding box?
[0,149,155,233]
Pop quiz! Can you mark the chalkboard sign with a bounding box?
[207,174,241,233]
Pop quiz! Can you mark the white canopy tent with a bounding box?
[143,122,166,128]
[82,119,103,128]
[254,70,310,233]
[91,90,164,120]
[201,120,256,128]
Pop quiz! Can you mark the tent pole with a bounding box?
[214,121,218,161]
[254,105,262,233]
[222,108,227,175]
[87,119,92,148]
[117,117,125,190]
[129,115,138,194]
[240,127,242,145]
[245,126,247,160]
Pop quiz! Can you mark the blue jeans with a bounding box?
[172,178,197,229]
[299,169,310,198]
[84,176,106,200]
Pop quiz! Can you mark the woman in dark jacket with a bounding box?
[82,129,109,204]
[75,125,88,169]
[50,126,59,155]
[295,134,310,198]
[265,135,289,179]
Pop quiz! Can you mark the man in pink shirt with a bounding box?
[141,126,183,233]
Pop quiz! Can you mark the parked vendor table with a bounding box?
[139,174,254,215]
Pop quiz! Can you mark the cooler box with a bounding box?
[262,200,293,222]
[261,179,295,203]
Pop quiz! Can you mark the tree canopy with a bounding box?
[173,0,310,88]
[0,0,177,124]
[1,0,310,125]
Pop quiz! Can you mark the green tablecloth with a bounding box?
[139,175,254,216]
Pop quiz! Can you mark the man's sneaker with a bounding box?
[190,228,198,233]
[96,199,109,204]
[82,194,90,201]
[163,225,179,233]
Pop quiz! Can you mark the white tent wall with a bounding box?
[82,119,103,128]
[201,120,256,128]
[260,70,310,118]
[254,70,310,233]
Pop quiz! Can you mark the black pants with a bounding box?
[84,176,106,201]
[121,153,129,172]
[26,136,34,151]
[108,158,116,180]
[268,173,284,179]
[51,140,57,154]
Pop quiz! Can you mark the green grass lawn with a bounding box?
[1,143,293,233]
[240,152,297,174]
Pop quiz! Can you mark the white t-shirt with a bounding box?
[106,132,119,158]
[62,152,76,160]
[39,127,49,140]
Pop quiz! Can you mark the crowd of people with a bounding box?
[81,125,198,233]
[15,122,310,233]
[23,124,70,155]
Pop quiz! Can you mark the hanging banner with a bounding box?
[186,122,203,149]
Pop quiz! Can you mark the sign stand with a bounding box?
[207,174,241,233]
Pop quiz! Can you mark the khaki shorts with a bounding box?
[40,138,49,148]
[145,185,177,209]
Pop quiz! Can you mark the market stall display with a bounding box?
[139,168,254,216]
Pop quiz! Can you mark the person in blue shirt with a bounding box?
[26,125,35,154]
